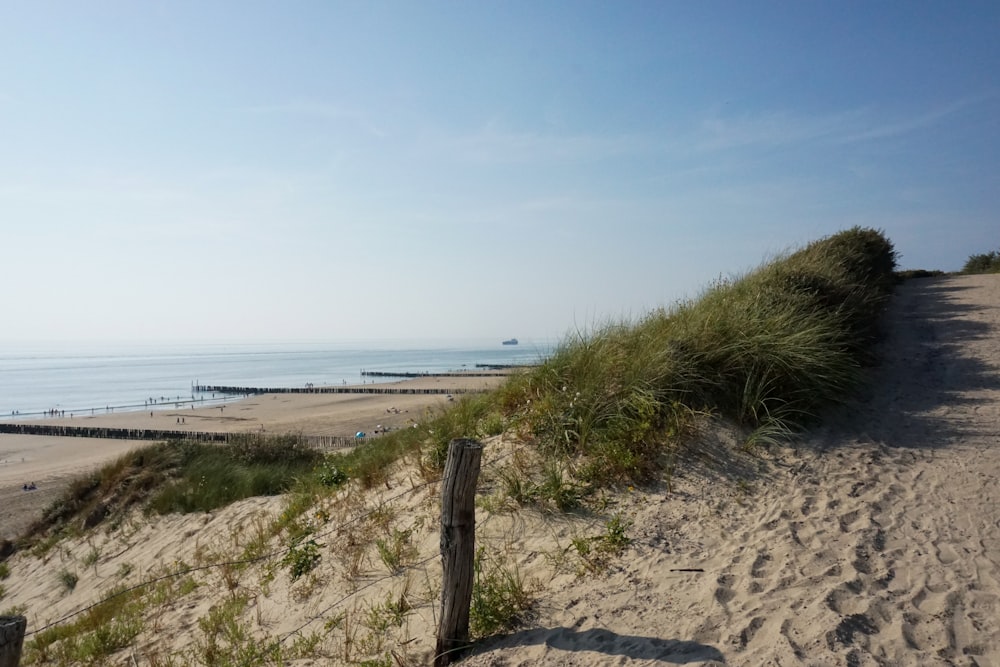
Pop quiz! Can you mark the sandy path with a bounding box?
[464,274,1000,666]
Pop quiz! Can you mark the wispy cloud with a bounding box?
[241,100,386,138]
[697,110,862,151]
[697,94,993,152]
[433,122,651,165]
[835,95,989,144]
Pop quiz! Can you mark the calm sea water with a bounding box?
[0,341,552,418]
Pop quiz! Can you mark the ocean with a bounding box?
[0,341,552,419]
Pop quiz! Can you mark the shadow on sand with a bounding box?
[812,276,999,451]
[469,625,726,664]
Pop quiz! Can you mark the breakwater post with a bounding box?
[434,438,482,667]
[192,385,481,396]
[0,424,364,450]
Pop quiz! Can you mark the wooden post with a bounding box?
[434,438,483,667]
[0,616,26,667]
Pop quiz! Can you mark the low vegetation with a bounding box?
[7,226,902,664]
[962,248,1000,274]
[18,434,325,553]
[895,268,945,281]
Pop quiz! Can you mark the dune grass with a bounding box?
[475,226,898,487]
[18,227,897,545]
[962,249,1000,274]
[5,226,902,664]
[19,435,325,551]
[302,227,899,497]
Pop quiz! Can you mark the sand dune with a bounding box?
[462,274,1000,666]
[1,275,997,666]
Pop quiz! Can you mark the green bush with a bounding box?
[963,249,1000,274]
[283,538,321,580]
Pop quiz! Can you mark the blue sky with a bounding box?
[2,2,998,344]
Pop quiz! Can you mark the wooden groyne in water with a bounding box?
[0,423,363,450]
[359,365,530,378]
[359,371,506,378]
[193,385,480,396]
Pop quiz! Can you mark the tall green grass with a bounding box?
[962,249,1000,274]
[17,227,899,543]
[496,226,897,484]
[323,227,897,493]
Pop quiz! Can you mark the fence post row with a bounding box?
[434,438,483,667]
[0,615,26,667]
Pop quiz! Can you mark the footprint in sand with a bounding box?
[714,573,736,605]
[750,550,772,578]
[732,616,765,649]
[935,542,960,565]
[839,509,861,532]
[826,582,869,615]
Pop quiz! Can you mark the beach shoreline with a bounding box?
[2,275,998,665]
[0,374,505,540]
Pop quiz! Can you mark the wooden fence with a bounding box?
[0,424,363,450]
[193,385,481,396]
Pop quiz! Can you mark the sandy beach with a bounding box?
[1,274,998,666]
[0,374,503,540]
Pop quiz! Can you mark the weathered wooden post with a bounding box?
[434,438,483,667]
[0,615,26,667]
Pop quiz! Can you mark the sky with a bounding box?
[1,2,998,345]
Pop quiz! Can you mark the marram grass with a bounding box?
[492,226,897,486]
[19,227,897,538]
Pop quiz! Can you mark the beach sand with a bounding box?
[0,374,503,540]
[2,275,998,666]
[462,273,1000,666]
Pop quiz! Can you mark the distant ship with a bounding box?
[502,338,519,346]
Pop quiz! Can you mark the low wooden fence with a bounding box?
[193,385,480,396]
[0,423,363,450]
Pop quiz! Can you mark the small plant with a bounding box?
[568,513,634,573]
[470,547,533,638]
[375,528,415,574]
[82,546,101,568]
[570,536,591,559]
[537,462,581,511]
[283,539,322,581]
[58,568,79,592]
[499,466,536,506]
[24,583,149,664]
[116,562,134,579]
[370,503,397,534]
[192,594,278,664]
[598,513,632,555]
[0,562,9,579]
[358,654,394,667]
[364,586,412,634]
[479,411,506,437]
[317,458,349,487]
